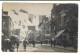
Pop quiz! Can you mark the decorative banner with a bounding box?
[12,10,18,15]
[19,9,28,14]
[28,14,34,23]
[28,26,35,31]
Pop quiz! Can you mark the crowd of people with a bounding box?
[2,36,57,52]
[2,35,20,52]
[2,34,77,52]
[2,35,36,52]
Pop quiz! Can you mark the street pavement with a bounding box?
[14,43,77,52]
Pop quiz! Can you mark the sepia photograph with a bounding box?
[0,0,80,1]
[1,3,78,52]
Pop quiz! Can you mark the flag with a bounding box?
[28,14,33,23]
[44,17,48,21]
[35,15,36,19]
[21,31,24,34]
[19,21,21,26]
[12,22,14,27]
[12,10,18,15]
[38,21,43,27]
[24,20,27,23]
[28,26,35,31]
[22,25,25,29]
[29,18,32,23]
[14,21,17,23]
[19,9,28,14]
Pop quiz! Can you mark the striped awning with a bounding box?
[55,30,65,38]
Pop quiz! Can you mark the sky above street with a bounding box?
[2,3,53,30]
[3,3,53,16]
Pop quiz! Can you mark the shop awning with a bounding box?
[55,30,65,38]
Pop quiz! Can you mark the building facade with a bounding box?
[51,4,78,47]
[38,15,51,41]
[2,11,12,39]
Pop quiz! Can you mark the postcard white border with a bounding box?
[0,1,80,55]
